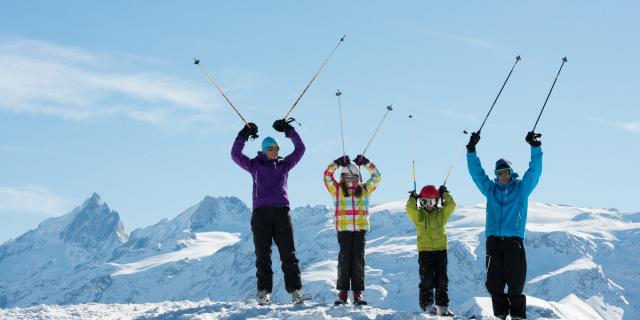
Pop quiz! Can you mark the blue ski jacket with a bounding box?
[467,146,542,239]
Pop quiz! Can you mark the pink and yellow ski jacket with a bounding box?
[323,162,381,232]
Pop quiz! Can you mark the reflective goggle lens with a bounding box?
[495,168,512,177]
[420,198,437,206]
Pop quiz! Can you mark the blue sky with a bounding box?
[1,1,639,242]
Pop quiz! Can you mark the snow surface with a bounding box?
[109,232,241,276]
[1,195,638,319]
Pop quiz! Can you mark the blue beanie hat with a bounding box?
[261,137,279,152]
[495,158,512,170]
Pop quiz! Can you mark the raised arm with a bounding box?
[405,196,420,226]
[363,162,381,192]
[282,129,306,170]
[441,190,457,221]
[521,146,543,196]
[354,155,381,193]
[323,162,339,196]
[231,136,252,172]
[467,151,492,197]
[231,123,258,172]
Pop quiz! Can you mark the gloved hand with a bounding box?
[438,185,448,195]
[354,154,370,166]
[238,123,258,140]
[333,155,351,167]
[466,131,481,152]
[525,131,542,147]
[273,119,294,134]
[408,190,419,199]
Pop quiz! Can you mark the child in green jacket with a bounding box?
[406,184,456,316]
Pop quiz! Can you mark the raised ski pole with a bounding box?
[477,55,522,134]
[531,57,568,136]
[409,114,417,192]
[336,90,347,157]
[193,58,250,127]
[362,105,393,156]
[283,35,346,120]
[442,129,470,186]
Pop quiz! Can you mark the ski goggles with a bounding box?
[341,174,359,180]
[419,198,437,207]
[495,168,512,178]
[266,146,280,152]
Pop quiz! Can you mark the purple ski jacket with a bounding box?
[231,129,305,210]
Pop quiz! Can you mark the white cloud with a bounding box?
[0,38,231,128]
[590,117,640,134]
[438,33,492,47]
[620,121,640,133]
[0,186,72,216]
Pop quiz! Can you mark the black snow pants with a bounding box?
[336,231,366,292]
[251,206,302,293]
[485,236,527,319]
[418,250,449,308]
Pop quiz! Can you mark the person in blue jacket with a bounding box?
[466,131,542,320]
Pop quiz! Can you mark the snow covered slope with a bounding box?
[0,194,638,319]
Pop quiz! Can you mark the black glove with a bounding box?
[438,185,448,195]
[273,119,294,135]
[409,190,419,199]
[238,122,258,140]
[466,131,481,152]
[333,155,351,167]
[354,154,370,166]
[526,131,542,147]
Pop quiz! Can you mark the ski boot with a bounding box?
[291,289,311,304]
[256,290,271,305]
[353,291,368,306]
[334,290,349,306]
[435,305,455,316]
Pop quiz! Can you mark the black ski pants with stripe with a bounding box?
[336,231,366,292]
[419,250,449,308]
[251,206,302,293]
[485,236,527,319]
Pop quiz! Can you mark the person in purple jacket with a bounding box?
[231,119,308,305]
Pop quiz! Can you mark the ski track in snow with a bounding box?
[108,232,241,276]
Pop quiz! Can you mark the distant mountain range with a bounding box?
[0,193,638,319]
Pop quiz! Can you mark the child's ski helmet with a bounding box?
[419,185,439,199]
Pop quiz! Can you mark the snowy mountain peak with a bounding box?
[80,192,106,211]
[186,196,250,232]
[60,193,127,250]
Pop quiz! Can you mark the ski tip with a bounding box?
[562,56,568,62]
[193,58,200,65]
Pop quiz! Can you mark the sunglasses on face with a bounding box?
[420,198,437,207]
[495,168,512,177]
[266,146,280,152]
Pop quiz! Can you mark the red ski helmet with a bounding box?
[419,185,439,199]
